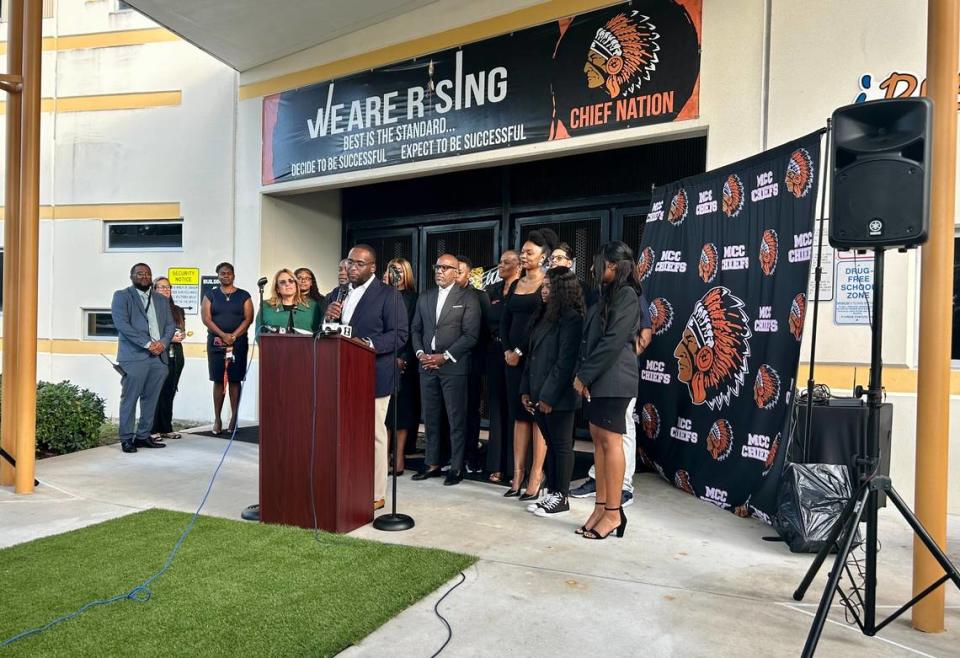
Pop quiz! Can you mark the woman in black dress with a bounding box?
[151,277,186,440]
[574,242,641,539]
[520,266,584,517]
[201,262,253,435]
[500,228,557,499]
[383,258,420,474]
[483,250,520,483]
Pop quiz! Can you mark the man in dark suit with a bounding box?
[411,253,481,485]
[325,244,408,510]
[455,255,491,474]
[111,263,176,453]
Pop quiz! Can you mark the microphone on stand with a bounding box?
[257,276,269,291]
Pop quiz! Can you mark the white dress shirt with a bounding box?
[417,282,456,363]
[341,275,374,325]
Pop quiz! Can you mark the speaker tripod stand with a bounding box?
[792,247,960,656]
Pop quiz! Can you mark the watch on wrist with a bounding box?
[513,348,523,357]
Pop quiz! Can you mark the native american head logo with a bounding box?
[674,287,752,411]
[637,446,655,468]
[789,293,806,341]
[674,469,695,495]
[722,174,745,218]
[636,247,655,282]
[785,148,814,199]
[753,364,781,410]
[641,403,661,440]
[759,229,779,276]
[763,433,781,476]
[584,11,660,99]
[699,243,718,284]
[667,189,688,226]
[649,297,674,336]
[707,419,734,462]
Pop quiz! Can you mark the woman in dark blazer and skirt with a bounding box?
[520,266,584,516]
[574,241,641,539]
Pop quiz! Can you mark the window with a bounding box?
[105,221,183,251]
[0,0,55,21]
[84,310,117,340]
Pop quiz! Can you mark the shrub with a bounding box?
[34,381,107,455]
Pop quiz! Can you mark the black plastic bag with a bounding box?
[774,463,855,553]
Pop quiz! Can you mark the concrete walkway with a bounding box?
[2,434,958,657]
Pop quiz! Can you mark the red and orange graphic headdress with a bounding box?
[679,286,752,410]
[785,148,814,198]
[588,12,660,98]
[759,229,779,276]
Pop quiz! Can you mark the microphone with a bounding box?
[335,284,349,303]
[257,276,269,290]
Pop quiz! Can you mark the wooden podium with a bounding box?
[259,333,375,532]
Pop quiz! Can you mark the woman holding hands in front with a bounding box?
[520,266,584,517]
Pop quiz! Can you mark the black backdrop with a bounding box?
[636,131,823,521]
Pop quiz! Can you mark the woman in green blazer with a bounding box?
[255,268,322,339]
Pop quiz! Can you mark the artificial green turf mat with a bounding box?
[0,509,476,656]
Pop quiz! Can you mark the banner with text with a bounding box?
[262,0,701,184]
[636,131,823,521]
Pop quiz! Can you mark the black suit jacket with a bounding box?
[411,284,480,376]
[576,286,640,398]
[520,308,583,411]
[340,278,408,398]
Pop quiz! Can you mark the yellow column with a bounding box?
[0,0,22,487]
[13,0,41,494]
[913,0,959,631]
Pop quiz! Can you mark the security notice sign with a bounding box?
[834,259,873,325]
[168,267,201,315]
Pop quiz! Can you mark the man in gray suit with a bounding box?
[411,253,480,485]
[111,263,176,453]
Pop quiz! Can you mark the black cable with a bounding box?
[429,571,466,658]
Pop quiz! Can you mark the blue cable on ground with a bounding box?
[1,347,253,649]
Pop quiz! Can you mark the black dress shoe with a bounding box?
[134,437,167,449]
[121,441,137,453]
[443,470,463,486]
[412,468,442,481]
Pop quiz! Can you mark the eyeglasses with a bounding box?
[550,255,571,263]
[154,285,172,291]
[347,259,370,269]
[277,279,296,285]
[296,275,313,281]
[433,264,457,272]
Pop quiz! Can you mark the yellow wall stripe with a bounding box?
[239,0,622,100]
[0,202,181,221]
[20,339,208,359]
[797,364,960,396]
[0,27,179,55]
[0,91,181,114]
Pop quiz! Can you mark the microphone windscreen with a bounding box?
[257,276,269,288]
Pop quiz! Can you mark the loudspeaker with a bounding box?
[830,98,931,249]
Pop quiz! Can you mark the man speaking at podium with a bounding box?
[325,244,407,510]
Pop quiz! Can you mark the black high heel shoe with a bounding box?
[518,473,545,502]
[503,469,525,498]
[582,506,627,540]
[575,502,605,535]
